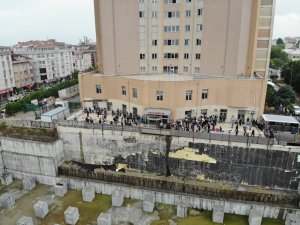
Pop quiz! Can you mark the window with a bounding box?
[140,54,145,59]
[152,53,157,59]
[164,26,179,32]
[39,68,47,73]
[164,0,180,4]
[139,0,144,3]
[164,53,178,59]
[121,86,126,95]
[140,67,146,73]
[140,39,145,47]
[194,67,200,73]
[152,40,158,46]
[152,66,157,72]
[197,24,203,31]
[202,89,208,99]
[185,25,190,32]
[152,0,158,3]
[164,39,179,46]
[184,53,189,59]
[156,91,163,101]
[96,85,102,94]
[186,0,191,2]
[164,11,180,18]
[152,11,158,18]
[139,26,145,33]
[152,25,158,33]
[133,107,138,115]
[198,8,203,16]
[186,90,192,101]
[139,11,145,18]
[186,10,191,17]
[183,67,188,72]
[185,39,189,46]
[196,39,202,45]
[196,53,201,59]
[132,88,138,98]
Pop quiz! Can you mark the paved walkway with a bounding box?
[72,111,265,137]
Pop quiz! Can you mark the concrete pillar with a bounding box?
[285,213,300,225]
[64,206,80,225]
[212,204,225,224]
[33,200,49,219]
[97,212,112,225]
[82,186,95,202]
[177,202,188,218]
[16,216,34,225]
[0,173,13,185]
[23,177,36,191]
[249,207,262,225]
[112,190,124,207]
[143,192,155,213]
[54,182,68,197]
[0,192,15,208]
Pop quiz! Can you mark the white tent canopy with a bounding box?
[262,114,299,125]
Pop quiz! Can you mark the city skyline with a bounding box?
[0,0,299,46]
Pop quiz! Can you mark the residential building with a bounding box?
[79,0,276,121]
[0,47,14,97]
[73,48,93,72]
[283,49,300,61]
[283,37,300,49]
[12,39,75,83]
[11,54,34,90]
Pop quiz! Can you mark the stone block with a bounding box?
[177,202,188,218]
[143,192,155,213]
[285,213,300,225]
[249,207,262,225]
[82,186,95,202]
[0,192,15,208]
[112,190,124,207]
[23,177,36,191]
[33,200,49,219]
[213,204,224,224]
[97,212,112,225]
[64,206,80,225]
[54,182,68,197]
[0,173,13,185]
[16,216,34,225]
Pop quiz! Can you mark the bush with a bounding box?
[5,79,78,116]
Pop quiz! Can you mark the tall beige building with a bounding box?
[79,0,276,122]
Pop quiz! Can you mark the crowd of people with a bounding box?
[80,107,260,136]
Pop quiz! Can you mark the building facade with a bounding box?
[0,47,14,97]
[79,0,276,121]
[11,54,34,89]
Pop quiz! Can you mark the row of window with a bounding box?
[139,9,203,19]
[139,24,202,33]
[140,53,201,59]
[139,0,193,3]
[140,39,202,46]
[96,85,208,100]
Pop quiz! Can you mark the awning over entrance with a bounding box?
[262,114,299,125]
[144,108,171,116]
[0,88,12,95]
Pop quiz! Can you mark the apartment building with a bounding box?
[79,0,276,121]
[0,47,14,97]
[11,54,34,89]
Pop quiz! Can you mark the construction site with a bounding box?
[0,120,299,224]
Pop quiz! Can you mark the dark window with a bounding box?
[96,85,102,94]
[39,68,47,73]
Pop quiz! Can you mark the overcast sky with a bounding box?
[0,0,299,46]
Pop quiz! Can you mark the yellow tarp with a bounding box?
[169,147,216,164]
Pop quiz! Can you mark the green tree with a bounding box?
[265,85,279,107]
[72,70,80,80]
[277,85,296,107]
[276,38,284,45]
[281,61,300,93]
[88,66,95,72]
[270,45,289,69]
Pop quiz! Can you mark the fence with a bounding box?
[58,120,274,146]
[0,119,56,129]
[58,166,297,206]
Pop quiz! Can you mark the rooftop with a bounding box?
[42,107,68,117]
